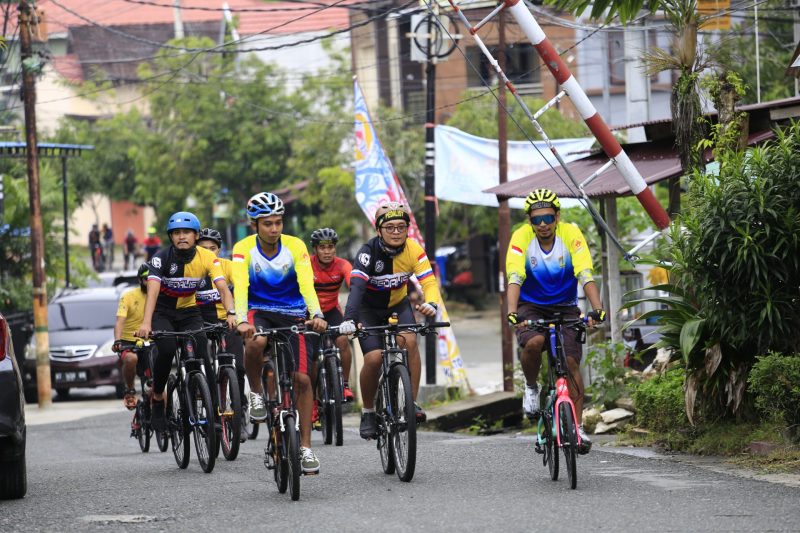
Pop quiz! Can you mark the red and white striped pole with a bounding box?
[504,0,670,230]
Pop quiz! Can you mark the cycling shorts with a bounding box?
[248,310,312,376]
[323,307,347,339]
[355,299,415,355]
[515,303,584,363]
[118,346,152,378]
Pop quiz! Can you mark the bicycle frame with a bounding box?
[254,327,303,433]
[547,323,582,449]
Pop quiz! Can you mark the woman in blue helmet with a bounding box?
[136,211,236,433]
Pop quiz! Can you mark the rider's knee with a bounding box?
[523,336,545,356]
[294,372,311,390]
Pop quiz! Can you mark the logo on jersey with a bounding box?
[152,257,161,268]
[530,257,537,268]
[370,273,410,289]
[358,253,370,267]
[254,263,262,273]
[573,239,584,252]
[375,260,384,273]
[198,278,207,288]
[169,263,178,275]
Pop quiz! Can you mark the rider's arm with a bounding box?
[231,239,251,325]
[409,241,440,305]
[506,225,531,289]
[341,258,352,288]
[290,238,323,318]
[343,244,372,323]
[114,315,125,341]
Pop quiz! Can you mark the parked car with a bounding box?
[0,310,27,499]
[22,287,125,402]
[85,269,140,289]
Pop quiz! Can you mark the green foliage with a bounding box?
[632,368,688,433]
[748,352,800,433]
[586,341,640,409]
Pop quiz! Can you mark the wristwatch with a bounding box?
[313,312,325,320]
[227,309,236,316]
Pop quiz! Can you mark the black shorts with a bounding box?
[356,299,416,354]
[515,303,584,363]
[323,307,346,338]
[248,310,312,376]
[118,346,152,378]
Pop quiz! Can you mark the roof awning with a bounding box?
[484,130,775,200]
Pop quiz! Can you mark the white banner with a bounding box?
[434,125,595,208]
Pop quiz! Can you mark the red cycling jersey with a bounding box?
[311,255,352,313]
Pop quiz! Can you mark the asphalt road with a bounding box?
[4,410,800,532]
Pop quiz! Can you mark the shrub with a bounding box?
[748,352,800,434]
[633,368,688,433]
[586,341,640,409]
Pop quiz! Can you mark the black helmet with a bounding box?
[198,227,223,247]
[310,228,339,246]
[137,264,149,285]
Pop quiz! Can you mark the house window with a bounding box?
[607,31,625,85]
[466,43,541,89]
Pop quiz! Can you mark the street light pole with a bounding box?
[423,13,437,386]
[61,157,69,287]
[20,0,51,407]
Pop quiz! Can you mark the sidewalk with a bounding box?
[24,399,123,426]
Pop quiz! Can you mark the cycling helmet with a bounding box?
[524,188,561,213]
[137,263,149,287]
[374,201,410,229]
[198,227,223,247]
[310,228,338,246]
[247,192,284,222]
[166,211,201,234]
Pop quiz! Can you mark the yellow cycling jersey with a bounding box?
[506,221,594,306]
[147,245,225,310]
[232,234,322,323]
[196,257,233,321]
[116,287,146,342]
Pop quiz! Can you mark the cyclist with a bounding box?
[89,224,104,271]
[505,188,605,454]
[112,264,151,410]
[196,227,246,429]
[309,227,354,402]
[233,192,327,475]
[135,212,236,433]
[339,202,441,440]
[143,227,161,261]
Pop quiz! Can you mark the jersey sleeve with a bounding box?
[146,249,167,283]
[409,241,440,304]
[565,223,594,281]
[199,247,225,283]
[341,259,352,288]
[344,244,372,322]
[116,292,130,318]
[220,257,234,285]
[290,239,322,318]
[231,239,251,324]
[506,226,531,286]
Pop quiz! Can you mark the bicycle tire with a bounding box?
[544,413,558,481]
[202,351,222,461]
[136,402,150,453]
[284,414,301,501]
[167,374,190,469]
[218,366,242,461]
[155,428,169,452]
[389,364,416,482]
[326,356,344,447]
[559,402,578,490]
[242,378,258,440]
[273,421,288,494]
[188,372,217,474]
[318,363,333,445]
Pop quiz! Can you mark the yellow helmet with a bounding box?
[524,188,560,213]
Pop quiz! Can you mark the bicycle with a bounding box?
[314,328,345,446]
[353,315,449,483]
[253,324,316,501]
[523,314,588,490]
[150,328,217,473]
[120,340,168,453]
[204,322,243,461]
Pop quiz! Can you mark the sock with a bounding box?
[362,408,375,414]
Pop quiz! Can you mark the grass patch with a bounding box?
[729,447,800,474]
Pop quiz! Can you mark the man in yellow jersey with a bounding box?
[233,192,326,475]
[505,189,605,454]
[112,264,150,410]
[136,212,236,432]
[339,202,441,440]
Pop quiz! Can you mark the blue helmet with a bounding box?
[246,192,284,222]
[166,211,201,234]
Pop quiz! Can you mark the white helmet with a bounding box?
[247,192,284,222]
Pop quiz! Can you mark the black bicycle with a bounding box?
[254,325,316,501]
[354,316,449,482]
[314,328,345,446]
[120,340,167,453]
[150,329,217,473]
[524,314,588,490]
[205,322,243,461]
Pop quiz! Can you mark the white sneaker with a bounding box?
[249,392,267,421]
[300,446,320,474]
[522,384,540,416]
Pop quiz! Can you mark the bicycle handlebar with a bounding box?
[149,326,215,339]
[354,321,450,337]
[252,325,319,338]
[520,316,588,331]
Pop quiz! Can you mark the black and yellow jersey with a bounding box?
[147,245,225,311]
[344,237,440,322]
[196,257,233,321]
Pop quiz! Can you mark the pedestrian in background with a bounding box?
[143,227,161,261]
[124,229,138,270]
[102,223,114,269]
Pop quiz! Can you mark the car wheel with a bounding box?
[0,432,27,500]
[55,387,70,398]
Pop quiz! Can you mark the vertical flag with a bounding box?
[353,79,470,392]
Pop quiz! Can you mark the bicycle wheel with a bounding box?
[218,366,242,461]
[389,364,416,482]
[202,354,222,461]
[558,402,578,490]
[188,373,217,474]
[317,363,333,445]
[326,356,344,447]
[543,413,558,481]
[242,378,258,440]
[283,414,301,501]
[136,401,150,453]
[273,421,288,494]
[167,374,190,469]
[155,428,169,452]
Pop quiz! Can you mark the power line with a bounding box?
[117,0,385,14]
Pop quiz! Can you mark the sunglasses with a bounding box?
[381,224,409,234]
[530,214,556,226]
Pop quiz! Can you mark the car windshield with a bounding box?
[48,301,118,330]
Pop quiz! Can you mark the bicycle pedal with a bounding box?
[534,443,545,455]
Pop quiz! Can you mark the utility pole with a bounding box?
[497,12,513,393]
[173,0,184,39]
[423,12,437,386]
[20,0,51,407]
